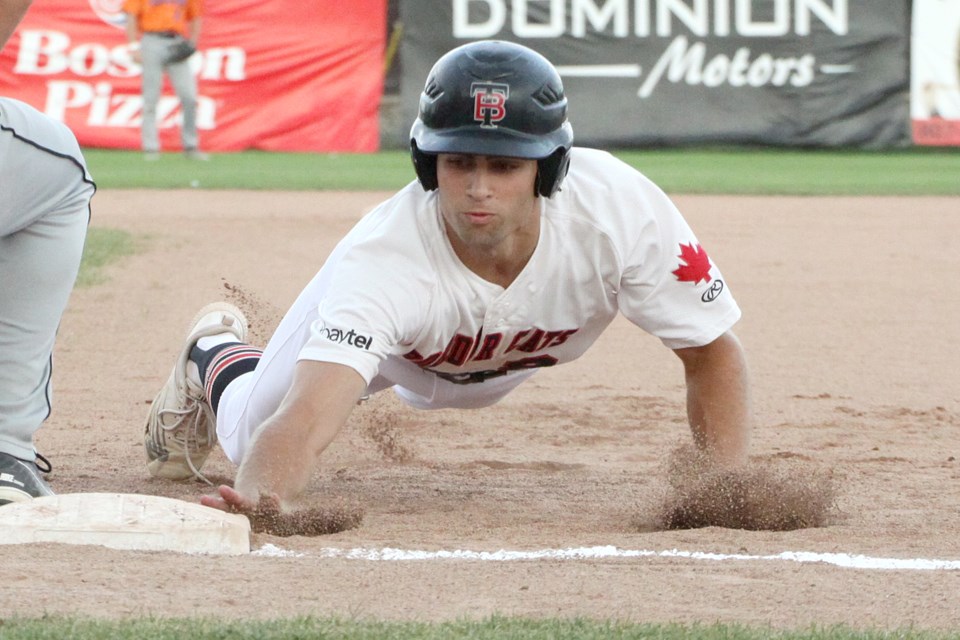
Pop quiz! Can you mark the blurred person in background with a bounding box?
[123,0,208,160]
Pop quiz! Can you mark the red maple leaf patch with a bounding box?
[672,243,712,284]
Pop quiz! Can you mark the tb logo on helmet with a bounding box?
[471,82,509,128]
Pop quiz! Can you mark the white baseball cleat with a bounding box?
[144,302,247,482]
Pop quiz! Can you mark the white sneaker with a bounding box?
[144,302,247,482]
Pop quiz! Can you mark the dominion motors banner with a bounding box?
[0,0,385,152]
[911,0,960,146]
[400,0,911,148]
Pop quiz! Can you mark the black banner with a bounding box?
[399,1,910,148]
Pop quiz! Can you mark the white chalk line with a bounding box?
[252,544,960,571]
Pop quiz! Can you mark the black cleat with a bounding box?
[0,452,55,506]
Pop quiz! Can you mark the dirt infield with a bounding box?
[3,190,958,628]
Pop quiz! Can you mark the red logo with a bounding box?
[672,243,712,284]
[471,82,509,128]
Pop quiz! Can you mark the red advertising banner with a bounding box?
[0,0,386,152]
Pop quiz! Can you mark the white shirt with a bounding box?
[298,147,741,385]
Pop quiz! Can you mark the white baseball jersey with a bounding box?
[216,147,742,461]
[301,147,740,383]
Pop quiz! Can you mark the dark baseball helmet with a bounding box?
[410,40,573,197]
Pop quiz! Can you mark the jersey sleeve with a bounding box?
[614,170,741,349]
[295,197,435,383]
[299,277,425,384]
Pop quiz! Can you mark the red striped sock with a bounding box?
[191,343,262,413]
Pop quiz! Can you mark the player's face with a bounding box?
[435,153,539,253]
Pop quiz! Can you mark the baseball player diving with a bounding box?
[143,40,752,518]
[1,0,96,505]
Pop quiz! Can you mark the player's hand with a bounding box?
[200,484,268,514]
[202,484,363,536]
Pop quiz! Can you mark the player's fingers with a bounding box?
[199,494,230,511]
[219,484,260,512]
[200,485,253,513]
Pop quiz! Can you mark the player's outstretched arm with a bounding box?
[201,360,367,513]
[672,330,751,468]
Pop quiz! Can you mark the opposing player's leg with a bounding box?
[0,101,94,500]
[0,209,88,462]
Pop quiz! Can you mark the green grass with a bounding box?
[611,148,960,196]
[0,617,952,640]
[80,147,960,195]
[82,149,416,191]
[76,227,140,287]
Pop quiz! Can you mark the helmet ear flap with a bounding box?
[535,148,571,197]
[410,141,438,191]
